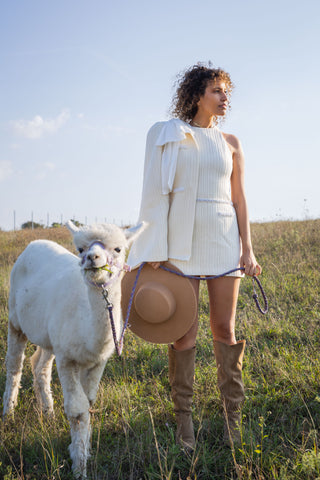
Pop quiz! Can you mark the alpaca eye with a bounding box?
[78,248,84,254]
[114,247,121,253]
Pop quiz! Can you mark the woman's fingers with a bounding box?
[245,262,262,276]
[148,261,161,270]
[255,264,262,275]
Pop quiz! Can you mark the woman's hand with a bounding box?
[240,250,262,276]
[148,262,162,270]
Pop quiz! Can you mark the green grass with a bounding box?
[0,220,320,479]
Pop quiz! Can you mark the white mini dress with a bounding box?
[168,125,243,277]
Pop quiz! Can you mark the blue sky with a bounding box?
[1,0,319,230]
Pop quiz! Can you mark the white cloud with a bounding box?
[12,109,70,139]
[103,124,134,136]
[36,161,56,180]
[10,143,21,150]
[0,160,13,181]
[43,161,56,171]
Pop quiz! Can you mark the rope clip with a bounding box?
[102,288,113,308]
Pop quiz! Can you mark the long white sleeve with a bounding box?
[127,122,169,268]
[127,119,198,269]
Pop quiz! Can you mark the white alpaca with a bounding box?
[2,220,143,478]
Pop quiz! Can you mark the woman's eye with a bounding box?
[114,247,121,253]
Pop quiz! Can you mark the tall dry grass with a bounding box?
[0,220,319,479]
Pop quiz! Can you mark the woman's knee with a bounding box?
[173,319,198,351]
[211,318,235,344]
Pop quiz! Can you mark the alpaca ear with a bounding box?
[66,220,79,234]
[124,221,147,247]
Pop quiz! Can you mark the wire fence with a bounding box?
[10,211,132,231]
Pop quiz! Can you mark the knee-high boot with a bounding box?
[168,345,196,449]
[213,340,246,445]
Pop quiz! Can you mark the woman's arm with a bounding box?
[224,133,262,276]
[127,122,170,269]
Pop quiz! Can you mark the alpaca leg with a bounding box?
[80,361,106,407]
[30,346,55,415]
[68,410,91,479]
[56,358,91,479]
[3,323,27,417]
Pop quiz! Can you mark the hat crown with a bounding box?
[134,281,176,324]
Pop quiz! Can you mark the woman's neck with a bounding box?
[191,113,214,128]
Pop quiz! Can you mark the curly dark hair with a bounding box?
[170,63,234,123]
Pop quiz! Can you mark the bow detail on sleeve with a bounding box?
[155,119,195,194]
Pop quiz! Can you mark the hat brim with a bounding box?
[121,262,197,343]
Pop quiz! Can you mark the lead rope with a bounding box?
[159,265,269,315]
[106,262,268,356]
[250,274,268,315]
[103,262,145,356]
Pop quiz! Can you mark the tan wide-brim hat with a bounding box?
[121,262,197,344]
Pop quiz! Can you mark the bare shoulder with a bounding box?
[221,132,243,154]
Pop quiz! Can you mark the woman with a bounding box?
[127,63,261,448]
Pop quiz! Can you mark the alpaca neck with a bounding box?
[86,286,114,354]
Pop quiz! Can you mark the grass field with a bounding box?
[0,220,319,479]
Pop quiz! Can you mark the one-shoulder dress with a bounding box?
[127,120,243,278]
[168,125,242,277]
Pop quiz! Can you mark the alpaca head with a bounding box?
[66,220,145,287]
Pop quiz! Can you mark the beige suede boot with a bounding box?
[168,345,196,450]
[213,340,246,446]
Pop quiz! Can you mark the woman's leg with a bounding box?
[207,276,245,445]
[169,278,200,449]
[174,278,200,350]
[207,276,240,345]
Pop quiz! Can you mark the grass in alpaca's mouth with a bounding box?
[85,266,114,278]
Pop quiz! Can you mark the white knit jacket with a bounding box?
[127,119,201,269]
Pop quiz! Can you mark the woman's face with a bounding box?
[196,80,229,117]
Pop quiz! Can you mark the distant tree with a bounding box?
[72,220,84,227]
[21,221,44,229]
[51,220,84,228]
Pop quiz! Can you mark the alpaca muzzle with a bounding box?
[82,241,131,288]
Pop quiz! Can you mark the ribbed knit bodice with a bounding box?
[190,126,233,203]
